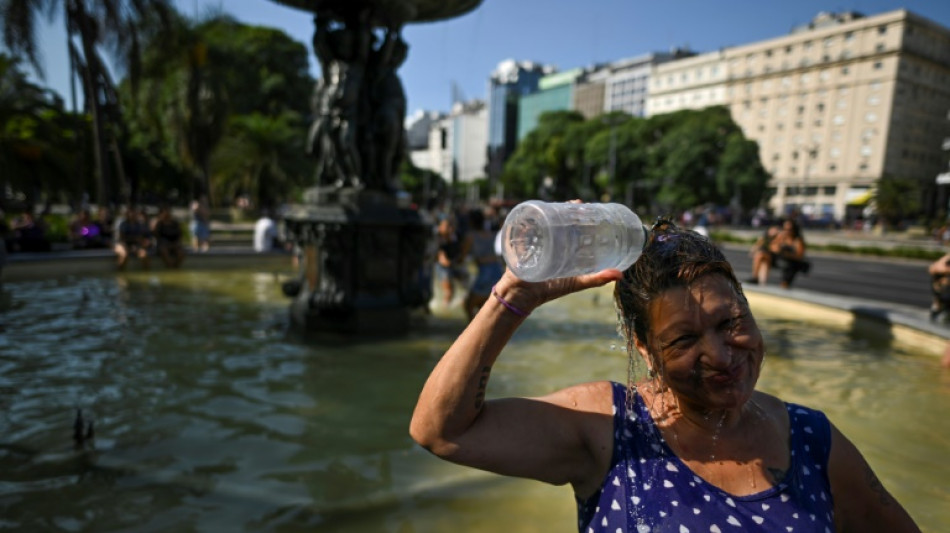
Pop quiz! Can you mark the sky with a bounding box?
[22,0,950,118]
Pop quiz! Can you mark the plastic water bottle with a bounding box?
[500,200,648,282]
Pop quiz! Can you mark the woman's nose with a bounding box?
[699,333,733,368]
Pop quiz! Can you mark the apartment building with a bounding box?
[486,60,553,187]
[642,10,950,220]
[605,51,690,117]
[518,68,583,140]
[646,50,728,116]
[572,66,611,119]
[415,100,488,185]
[723,10,950,220]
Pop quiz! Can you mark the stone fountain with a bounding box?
[273,0,482,335]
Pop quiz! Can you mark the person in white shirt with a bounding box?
[253,211,278,252]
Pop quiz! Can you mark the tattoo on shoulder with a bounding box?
[864,463,892,506]
[767,467,787,485]
[474,366,491,409]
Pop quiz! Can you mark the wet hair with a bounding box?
[613,218,743,367]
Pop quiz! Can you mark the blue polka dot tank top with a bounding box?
[576,382,835,532]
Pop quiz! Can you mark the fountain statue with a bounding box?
[273,0,482,335]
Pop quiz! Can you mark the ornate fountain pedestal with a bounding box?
[273,0,481,335]
[282,187,431,336]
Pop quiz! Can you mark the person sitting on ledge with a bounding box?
[151,206,185,268]
[773,218,809,289]
[114,207,152,271]
[410,219,920,533]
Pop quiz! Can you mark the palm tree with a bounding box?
[126,9,234,206]
[211,111,307,209]
[0,0,172,206]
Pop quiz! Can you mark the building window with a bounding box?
[868,95,880,105]
[878,24,887,35]
[865,112,877,122]
[833,115,845,125]
[861,145,873,156]
[844,31,854,42]
[876,43,885,52]
[830,147,841,158]
[823,186,836,195]
[841,66,850,75]
[873,61,883,70]
[828,163,837,172]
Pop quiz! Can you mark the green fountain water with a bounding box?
[0,266,947,532]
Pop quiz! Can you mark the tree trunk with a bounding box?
[71,0,112,207]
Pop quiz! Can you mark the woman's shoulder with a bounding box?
[751,390,792,418]
[544,381,617,416]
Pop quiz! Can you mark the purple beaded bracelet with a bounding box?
[491,285,529,317]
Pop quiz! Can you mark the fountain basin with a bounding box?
[0,270,946,531]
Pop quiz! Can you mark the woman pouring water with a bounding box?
[409,211,919,532]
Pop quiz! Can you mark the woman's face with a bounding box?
[643,274,764,412]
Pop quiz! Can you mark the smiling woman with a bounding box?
[410,218,922,532]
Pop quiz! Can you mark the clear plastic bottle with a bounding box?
[500,200,648,282]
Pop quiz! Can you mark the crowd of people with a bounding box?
[429,204,506,320]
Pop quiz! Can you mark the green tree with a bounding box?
[646,107,741,211]
[874,175,920,229]
[126,8,232,204]
[716,132,770,212]
[501,105,771,218]
[399,158,446,207]
[1,0,174,206]
[0,53,86,208]
[584,113,648,204]
[122,12,314,206]
[210,111,308,209]
[502,110,585,199]
[560,116,610,200]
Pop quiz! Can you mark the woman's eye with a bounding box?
[669,334,695,348]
